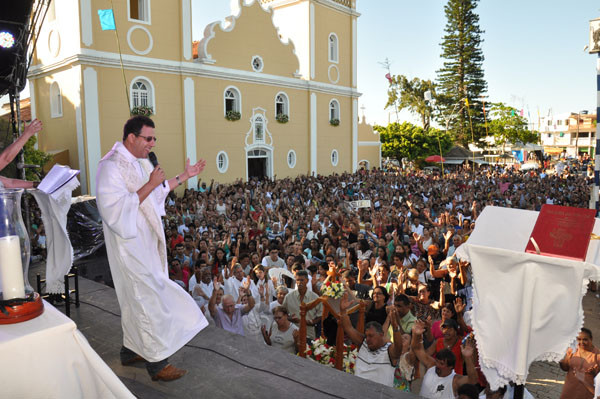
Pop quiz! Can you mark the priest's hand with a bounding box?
[149,165,166,188]
[185,158,206,178]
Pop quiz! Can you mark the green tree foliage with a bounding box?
[0,119,52,181]
[385,75,436,130]
[487,103,538,151]
[436,0,487,145]
[375,122,453,161]
[23,135,52,181]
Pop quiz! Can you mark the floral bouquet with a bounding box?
[303,337,358,374]
[321,280,344,299]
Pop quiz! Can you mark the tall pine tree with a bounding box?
[436,0,487,146]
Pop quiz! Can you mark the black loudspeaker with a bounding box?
[0,0,36,96]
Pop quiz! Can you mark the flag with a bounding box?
[385,73,392,84]
[520,109,524,117]
[98,9,116,31]
[511,109,515,116]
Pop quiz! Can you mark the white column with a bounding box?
[28,79,36,120]
[352,98,358,172]
[75,66,88,194]
[28,79,38,150]
[352,17,357,88]
[80,0,93,46]
[183,77,197,189]
[182,0,192,60]
[310,92,317,175]
[310,3,315,80]
[83,67,101,196]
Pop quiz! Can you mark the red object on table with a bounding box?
[0,292,44,324]
[525,204,596,261]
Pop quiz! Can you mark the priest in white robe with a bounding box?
[96,116,208,382]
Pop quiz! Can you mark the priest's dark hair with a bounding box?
[123,115,155,141]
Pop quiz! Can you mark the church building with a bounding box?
[28,0,380,195]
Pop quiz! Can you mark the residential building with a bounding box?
[539,112,596,156]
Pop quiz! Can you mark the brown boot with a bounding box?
[151,364,187,382]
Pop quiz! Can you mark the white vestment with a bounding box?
[96,141,207,362]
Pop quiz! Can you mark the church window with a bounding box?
[224,87,241,117]
[129,0,150,23]
[275,92,289,118]
[328,33,339,63]
[50,82,62,118]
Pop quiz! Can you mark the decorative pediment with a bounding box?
[196,0,300,77]
[245,107,273,148]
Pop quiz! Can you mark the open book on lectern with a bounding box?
[37,164,80,195]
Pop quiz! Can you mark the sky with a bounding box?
[191,0,600,127]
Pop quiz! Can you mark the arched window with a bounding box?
[224,87,241,116]
[129,0,150,23]
[130,77,155,113]
[216,151,229,173]
[254,115,264,142]
[275,92,289,117]
[50,82,62,118]
[328,33,338,63]
[329,99,340,122]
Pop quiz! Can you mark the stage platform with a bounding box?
[31,262,417,398]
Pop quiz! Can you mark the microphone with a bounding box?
[148,151,165,187]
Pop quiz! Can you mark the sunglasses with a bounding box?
[138,135,157,142]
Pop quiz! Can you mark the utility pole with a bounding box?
[379,58,399,123]
[589,17,600,214]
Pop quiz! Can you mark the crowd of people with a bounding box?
[7,117,598,394]
[159,161,595,398]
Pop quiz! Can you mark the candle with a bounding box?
[0,235,25,300]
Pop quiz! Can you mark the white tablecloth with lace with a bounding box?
[455,206,600,390]
[0,301,134,398]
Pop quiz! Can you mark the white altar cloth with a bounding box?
[455,206,600,389]
[30,179,78,294]
[0,301,134,399]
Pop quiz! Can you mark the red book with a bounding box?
[525,204,596,261]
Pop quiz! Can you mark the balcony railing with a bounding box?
[331,0,355,8]
[261,0,355,8]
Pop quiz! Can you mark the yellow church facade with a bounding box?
[28,0,380,195]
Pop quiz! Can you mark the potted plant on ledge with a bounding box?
[276,113,289,124]
[330,118,340,126]
[225,110,241,121]
[130,105,154,117]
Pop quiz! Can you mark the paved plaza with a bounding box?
[526,288,600,398]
